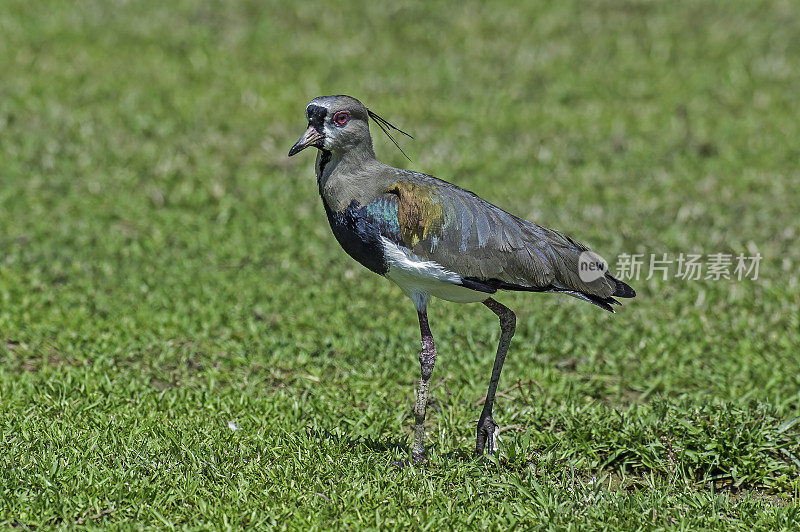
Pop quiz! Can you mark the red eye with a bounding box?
[333,110,350,127]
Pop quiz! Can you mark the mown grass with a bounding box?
[1,0,799,528]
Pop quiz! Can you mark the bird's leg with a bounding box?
[476,298,516,456]
[411,309,437,463]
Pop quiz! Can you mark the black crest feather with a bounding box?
[367,109,413,161]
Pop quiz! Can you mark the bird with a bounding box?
[288,95,635,463]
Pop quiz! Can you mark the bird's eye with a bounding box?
[333,110,350,127]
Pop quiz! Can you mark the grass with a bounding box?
[1,0,799,528]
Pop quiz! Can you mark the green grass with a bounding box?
[2,0,799,528]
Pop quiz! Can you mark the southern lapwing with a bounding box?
[288,95,635,462]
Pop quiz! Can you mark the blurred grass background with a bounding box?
[1,0,799,528]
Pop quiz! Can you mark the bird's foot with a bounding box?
[391,459,411,469]
[391,452,426,470]
[475,416,499,456]
[411,447,427,465]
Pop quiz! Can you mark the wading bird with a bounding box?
[288,95,634,462]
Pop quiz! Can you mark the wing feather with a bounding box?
[383,172,634,306]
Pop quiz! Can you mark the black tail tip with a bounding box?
[611,276,636,298]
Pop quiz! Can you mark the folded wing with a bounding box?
[375,173,635,311]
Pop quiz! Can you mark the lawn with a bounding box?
[1,0,799,528]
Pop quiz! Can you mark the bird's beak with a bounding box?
[288,125,324,156]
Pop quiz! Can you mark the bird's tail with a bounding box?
[570,273,635,312]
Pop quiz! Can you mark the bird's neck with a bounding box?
[315,143,390,212]
[315,140,376,183]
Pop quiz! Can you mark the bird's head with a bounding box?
[289,95,413,160]
[288,95,372,157]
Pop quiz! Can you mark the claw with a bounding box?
[488,423,500,453]
[475,416,499,456]
[391,459,412,469]
[411,449,427,464]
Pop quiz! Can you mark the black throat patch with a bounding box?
[316,150,332,190]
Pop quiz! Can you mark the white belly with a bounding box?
[381,237,489,310]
